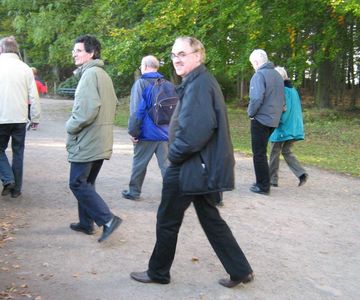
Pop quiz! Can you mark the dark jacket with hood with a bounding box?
[168,64,235,194]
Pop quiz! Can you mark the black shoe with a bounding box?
[130,271,169,284]
[98,216,122,243]
[122,190,140,200]
[10,190,22,198]
[249,185,269,195]
[219,272,255,288]
[298,173,308,186]
[1,183,15,196]
[270,183,278,187]
[70,222,95,235]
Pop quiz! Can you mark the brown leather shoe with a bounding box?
[130,271,169,284]
[219,272,255,288]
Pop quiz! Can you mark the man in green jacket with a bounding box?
[66,35,121,243]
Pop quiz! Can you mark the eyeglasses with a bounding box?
[170,51,198,60]
[72,49,85,55]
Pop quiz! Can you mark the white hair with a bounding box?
[275,66,289,80]
[249,49,268,66]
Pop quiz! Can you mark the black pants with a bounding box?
[250,119,275,191]
[147,164,253,283]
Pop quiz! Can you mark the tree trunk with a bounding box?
[316,59,333,108]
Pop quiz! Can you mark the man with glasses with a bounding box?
[122,55,171,201]
[130,36,254,288]
[66,35,121,243]
[0,36,40,198]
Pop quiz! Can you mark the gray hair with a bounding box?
[275,66,289,80]
[249,49,268,65]
[0,36,19,54]
[174,36,206,64]
[142,55,159,69]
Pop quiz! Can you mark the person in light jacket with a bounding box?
[269,66,308,187]
[66,35,121,243]
[0,36,40,198]
[130,36,254,288]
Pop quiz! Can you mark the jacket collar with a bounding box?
[181,64,206,85]
[73,59,104,79]
[141,72,163,79]
[176,64,206,99]
[0,53,20,60]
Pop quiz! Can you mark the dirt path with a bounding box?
[1,98,359,300]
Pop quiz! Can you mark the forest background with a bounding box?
[1,0,359,176]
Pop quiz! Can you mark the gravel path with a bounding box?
[0,98,359,300]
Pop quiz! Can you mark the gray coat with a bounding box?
[66,59,117,162]
[247,62,284,128]
[169,64,235,194]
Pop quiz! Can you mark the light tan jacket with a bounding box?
[0,53,40,124]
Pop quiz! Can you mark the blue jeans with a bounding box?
[69,160,113,229]
[0,123,26,192]
[250,119,274,191]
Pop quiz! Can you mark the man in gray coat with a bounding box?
[130,36,254,288]
[66,35,121,243]
[248,49,284,195]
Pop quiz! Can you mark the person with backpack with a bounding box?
[122,55,178,200]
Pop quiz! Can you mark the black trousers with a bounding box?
[250,119,275,191]
[147,164,253,283]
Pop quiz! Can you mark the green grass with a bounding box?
[115,101,360,177]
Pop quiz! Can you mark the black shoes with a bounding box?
[98,215,122,243]
[130,271,169,284]
[219,272,255,288]
[249,184,270,195]
[70,222,95,235]
[122,190,139,201]
[1,183,15,196]
[270,183,278,187]
[298,173,308,186]
[11,190,21,198]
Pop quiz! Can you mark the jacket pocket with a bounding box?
[179,153,208,194]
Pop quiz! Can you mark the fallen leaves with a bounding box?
[0,283,42,300]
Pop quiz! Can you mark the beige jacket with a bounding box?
[0,53,40,124]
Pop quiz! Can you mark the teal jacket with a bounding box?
[66,59,117,162]
[269,81,304,142]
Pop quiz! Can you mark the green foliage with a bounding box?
[1,0,359,107]
[114,105,360,176]
[58,76,78,89]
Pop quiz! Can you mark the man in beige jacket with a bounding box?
[0,36,40,198]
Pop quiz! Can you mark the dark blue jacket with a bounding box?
[168,65,235,194]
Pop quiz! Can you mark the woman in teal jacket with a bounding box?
[269,67,308,187]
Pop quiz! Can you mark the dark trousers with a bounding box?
[147,164,253,283]
[69,160,113,229]
[250,119,274,191]
[0,123,26,192]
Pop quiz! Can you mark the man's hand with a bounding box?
[130,136,139,144]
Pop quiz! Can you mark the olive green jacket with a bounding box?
[66,59,117,162]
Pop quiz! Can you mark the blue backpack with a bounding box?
[147,78,179,125]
